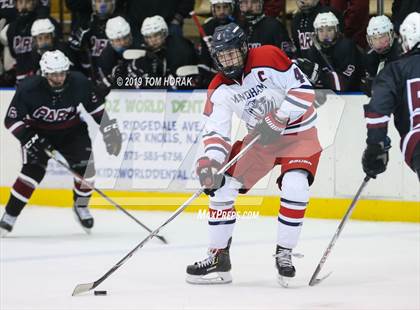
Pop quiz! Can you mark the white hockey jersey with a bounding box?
[202,45,317,164]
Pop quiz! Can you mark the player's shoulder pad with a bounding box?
[16,75,44,93]
[67,71,91,87]
[207,73,235,96]
[244,45,292,73]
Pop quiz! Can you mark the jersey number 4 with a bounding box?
[294,67,305,83]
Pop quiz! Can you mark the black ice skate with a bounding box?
[0,212,17,237]
[274,245,296,287]
[186,239,232,284]
[73,205,94,234]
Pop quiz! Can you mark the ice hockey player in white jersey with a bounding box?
[186,23,322,286]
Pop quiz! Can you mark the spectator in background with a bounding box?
[130,15,199,89]
[292,0,342,59]
[2,0,61,84]
[0,0,50,24]
[238,0,295,56]
[263,0,284,17]
[296,12,362,92]
[198,0,235,87]
[119,0,194,37]
[391,0,420,34]
[320,0,369,49]
[361,15,401,97]
[68,0,126,81]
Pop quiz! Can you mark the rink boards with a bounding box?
[0,89,418,222]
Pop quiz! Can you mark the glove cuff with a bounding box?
[196,157,222,175]
[263,111,287,133]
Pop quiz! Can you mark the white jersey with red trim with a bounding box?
[202,45,317,164]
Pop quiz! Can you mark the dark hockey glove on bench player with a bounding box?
[21,131,54,162]
[100,118,122,156]
[253,109,289,145]
[196,157,226,197]
[362,137,391,179]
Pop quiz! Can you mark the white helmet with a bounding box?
[367,15,393,36]
[400,12,420,53]
[31,18,55,37]
[106,16,131,40]
[313,12,339,29]
[210,0,233,4]
[40,50,70,75]
[366,15,394,53]
[141,15,168,37]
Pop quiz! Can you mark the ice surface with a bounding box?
[1,206,419,310]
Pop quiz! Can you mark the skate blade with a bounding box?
[0,227,10,238]
[278,275,293,288]
[186,272,232,285]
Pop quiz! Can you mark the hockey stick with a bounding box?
[190,11,207,39]
[71,134,260,296]
[311,34,334,72]
[45,150,168,244]
[122,49,146,60]
[308,175,371,286]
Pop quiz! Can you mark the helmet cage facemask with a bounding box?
[315,25,338,48]
[213,41,248,80]
[367,30,394,54]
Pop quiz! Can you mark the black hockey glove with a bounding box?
[360,76,373,97]
[362,137,391,179]
[21,132,53,162]
[253,110,288,145]
[68,27,90,51]
[296,58,319,84]
[196,157,225,197]
[100,119,122,156]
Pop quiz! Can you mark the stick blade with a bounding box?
[72,282,95,296]
[122,49,146,60]
[309,272,333,286]
[156,235,168,244]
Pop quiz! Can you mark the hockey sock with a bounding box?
[277,170,309,249]
[208,176,241,249]
[5,166,46,217]
[73,176,94,207]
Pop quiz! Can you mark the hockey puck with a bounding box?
[94,290,107,296]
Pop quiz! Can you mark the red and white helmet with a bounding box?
[399,12,420,54]
[40,50,70,76]
[31,18,55,37]
[105,16,131,40]
[366,15,394,53]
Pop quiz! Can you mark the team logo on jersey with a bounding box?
[7,106,17,118]
[245,95,276,119]
[248,42,261,49]
[231,83,267,104]
[297,30,314,50]
[0,0,14,9]
[90,36,108,57]
[13,36,33,54]
[33,106,75,122]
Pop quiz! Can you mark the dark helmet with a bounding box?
[211,23,248,80]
